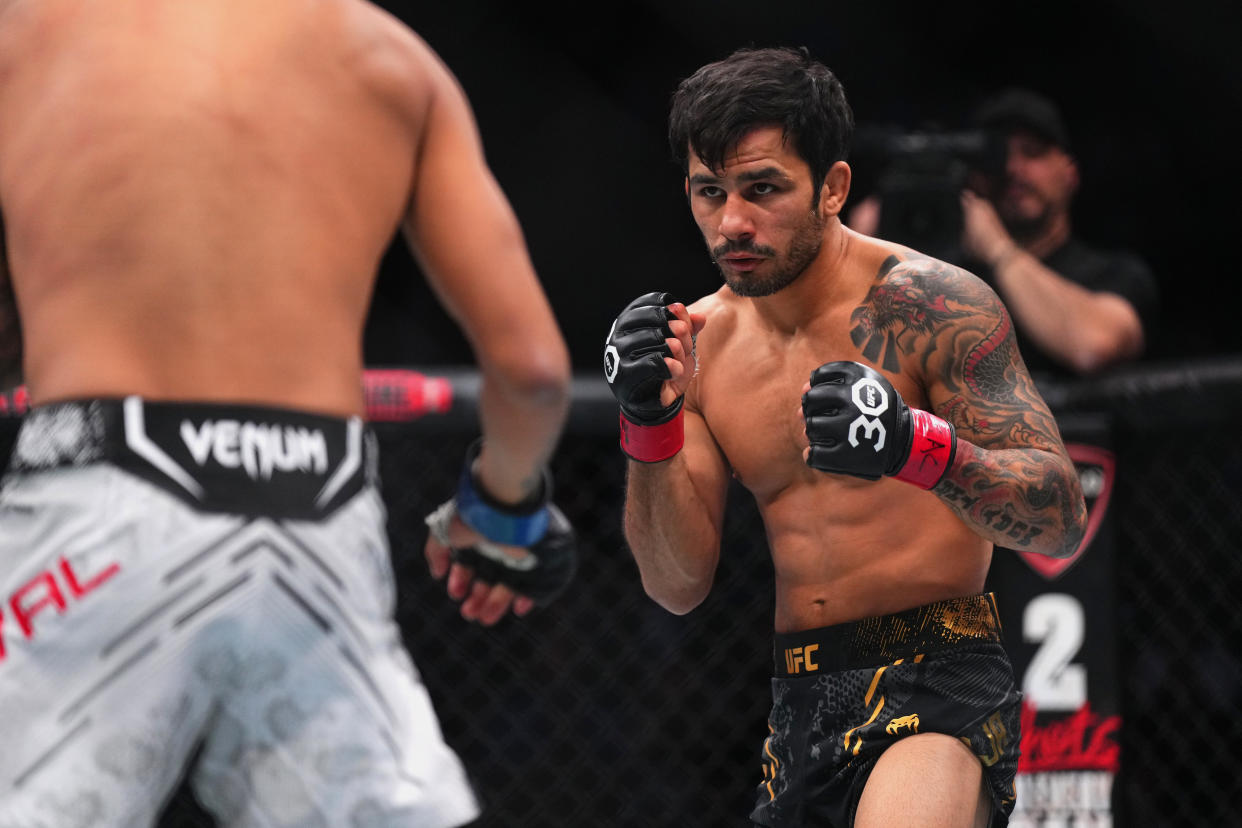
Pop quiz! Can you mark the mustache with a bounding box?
[1002,177,1037,197]
[711,240,777,260]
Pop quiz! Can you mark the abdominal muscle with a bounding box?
[757,476,993,633]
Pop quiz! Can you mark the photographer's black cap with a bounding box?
[972,87,1071,151]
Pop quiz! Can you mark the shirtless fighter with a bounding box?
[0,1,574,825]
[606,47,1087,827]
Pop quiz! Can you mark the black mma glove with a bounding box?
[802,361,957,489]
[604,291,685,462]
[424,440,577,605]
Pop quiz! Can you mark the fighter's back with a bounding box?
[0,0,436,415]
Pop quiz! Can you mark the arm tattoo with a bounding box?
[852,256,1086,555]
[849,256,974,374]
[934,443,1085,554]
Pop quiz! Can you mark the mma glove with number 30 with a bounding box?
[802,361,957,490]
[424,440,577,605]
[603,291,686,462]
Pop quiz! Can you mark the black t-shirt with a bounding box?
[975,237,1159,383]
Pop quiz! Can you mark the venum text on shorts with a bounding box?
[180,419,328,480]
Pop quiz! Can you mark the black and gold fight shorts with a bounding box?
[752,593,1020,828]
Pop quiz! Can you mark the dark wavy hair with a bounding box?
[668,46,854,196]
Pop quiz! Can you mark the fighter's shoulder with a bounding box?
[337,2,455,111]
[686,287,740,344]
[874,245,1007,322]
[686,288,727,317]
[849,242,1016,380]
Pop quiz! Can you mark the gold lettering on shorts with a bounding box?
[783,643,819,674]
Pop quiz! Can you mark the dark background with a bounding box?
[364,0,1241,373]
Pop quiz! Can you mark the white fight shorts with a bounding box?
[0,398,480,828]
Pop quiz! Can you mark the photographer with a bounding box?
[850,88,1159,380]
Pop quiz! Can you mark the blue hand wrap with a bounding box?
[454,440,551,547]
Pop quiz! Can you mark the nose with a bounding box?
[1005,150,1026,179]
[718,193,755,241]
[1003,137,1030,181]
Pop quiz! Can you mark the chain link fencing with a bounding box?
[2,357,1239,827]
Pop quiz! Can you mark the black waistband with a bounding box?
[7,397,378,520]
[773,593,1003,677]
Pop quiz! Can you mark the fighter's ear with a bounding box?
[817,161,852,217]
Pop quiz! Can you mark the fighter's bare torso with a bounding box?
[685,233,994,632]
[0,0,433,416]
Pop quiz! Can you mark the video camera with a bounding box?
[852,125,1005,264]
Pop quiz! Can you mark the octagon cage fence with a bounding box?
[0,354,1239,827]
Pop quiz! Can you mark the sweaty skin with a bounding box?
[625,127,1085,633]
[0,0,571,625]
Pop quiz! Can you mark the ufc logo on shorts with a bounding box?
[784,644,819,674]
[849,377,889,451]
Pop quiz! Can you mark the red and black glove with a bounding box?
[802,361,956,489]
[604,292,685,463]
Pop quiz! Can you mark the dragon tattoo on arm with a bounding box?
[851,255,1087,557]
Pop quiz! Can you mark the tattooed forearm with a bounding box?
[935,442,1086,557]
[937,391,1061,453]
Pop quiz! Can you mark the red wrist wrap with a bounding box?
[894,408,956,489]
[619,410,684,463]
